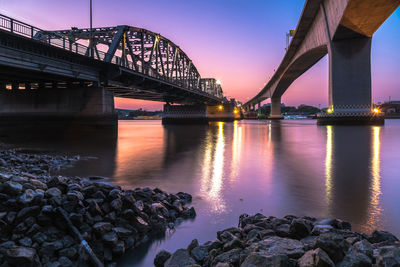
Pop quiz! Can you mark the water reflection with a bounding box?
[324,125,383,232]
[200,122,226,212]
[367,126,383,230]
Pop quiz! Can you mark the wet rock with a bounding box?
[191,245,209,263]
[112,241,125,255]
[241,253,290,267]
[298,248,335,267]
[58,256,73,267]
[313,233,348,263]
[154,250,171,267]
[182,207,196,219]
[102,231,118,246]
[58,247,77,259]
[165,249,196,267]
[45,187,62,198]
[18,237,33,247]
[93,222,113,235]
[351,239,373,258]
[289,218,312,239]
[4,181,23,195]
[253,236,305,259]
[112,227,132,239]
[6,246,38,266]
[19,189,35,204]
[187,239,199,253]
[370,230,399,244]
[375,246,400,266]
[223,238,244,252]
[211,248,242,266]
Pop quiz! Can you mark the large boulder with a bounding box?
[298,248,335,267]
[251,236,305,259]
[369,230,399,244]
[154,250,171,267]
[241,253,291,267]
[375,246,400,266]
[6,246,39,267]
[165,249,196,267]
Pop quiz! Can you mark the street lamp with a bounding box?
[89,0,93,57]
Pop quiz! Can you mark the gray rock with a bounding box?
[58,256,73,267]
[191,245,209,264]
[19,189,35,204]
[30,179,47,190]
[58,247,77,259]
[298,248,335,267]
[4,181,23,195]
[375,246,400,266]
[310,225,334,236]
[45,187,62,198]
[223,239,244,252]
[110,198,122,211]
[338,251,372,267]
[370,230,399,244]
[289,218,312,239]
[251,236,305,259]
[187,239,199,253]
[241,253,290,267]
[154,250,171,267]
[6,246,38,266]
[165,249,196,267]
[275,224,291,237]
[112,241,125,255]
[182,207,196,219]
[211,248,242,266]
[93,222,113,235]
[313,233,348,263]
[102,231,118,246]
[18,237,32,247]
[351,239,373,258]
[112,227,133,239]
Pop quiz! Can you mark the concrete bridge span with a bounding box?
[244,0,399,124]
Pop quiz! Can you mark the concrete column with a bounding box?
[0,86,117,128]
[318,36,383,125]
[269,97,283,120]
[329,37,372,113]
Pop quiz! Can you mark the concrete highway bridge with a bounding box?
[0,14,232,127]
[243,0,400,125]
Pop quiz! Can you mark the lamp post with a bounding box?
[89,0,93,57]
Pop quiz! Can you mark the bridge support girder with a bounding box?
[318,36,384,125]
[269,97,284,120]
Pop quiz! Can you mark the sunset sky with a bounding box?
[1,0,399,110]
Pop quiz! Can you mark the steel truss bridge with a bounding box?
[0,14,224,104]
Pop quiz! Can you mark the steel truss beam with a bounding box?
[36,25,222,98]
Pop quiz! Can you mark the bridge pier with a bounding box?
[317,37,384,125]
[0,84,117,130]
[268,97,284,120]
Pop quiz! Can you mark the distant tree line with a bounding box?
[259,104,321,115]
[116,108,162,120]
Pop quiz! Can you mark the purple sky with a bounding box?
[1,0,399,110]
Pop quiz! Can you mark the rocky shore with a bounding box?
[0,149,196,266]
[155,213,400,267]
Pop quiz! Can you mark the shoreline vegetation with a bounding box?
[0,148,195,266]
[154,214,400,267]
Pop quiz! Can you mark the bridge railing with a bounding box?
[0,14,219,98]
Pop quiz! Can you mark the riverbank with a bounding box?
[0,149,196,266]
[155,213,400,266]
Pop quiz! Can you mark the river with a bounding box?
[2,119,400,266]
